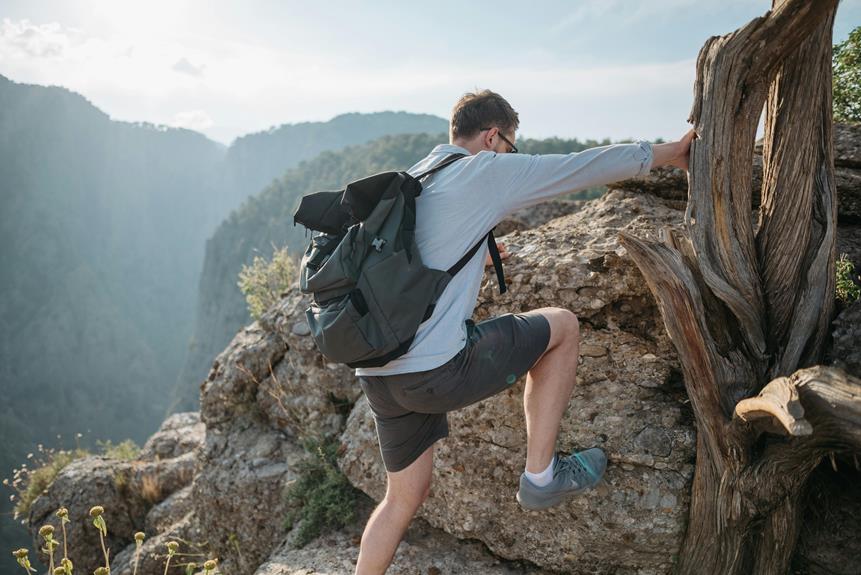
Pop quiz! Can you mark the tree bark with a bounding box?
[618,1,861,573]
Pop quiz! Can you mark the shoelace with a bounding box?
[554,451,596,481]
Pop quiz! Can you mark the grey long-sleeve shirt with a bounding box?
[355,141,654,377]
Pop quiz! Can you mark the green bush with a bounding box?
[237,244,297,321]
[283,437,358,548]
[97,439,140,460]
[834,26,861,123]
[836,253,860,306]
[4,436,141,519]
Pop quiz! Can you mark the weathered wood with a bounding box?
[617,0,859,573]
[734,376,813,436]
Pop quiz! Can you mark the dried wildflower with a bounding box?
[40,525,55,537]
[167,541,179,554]
[89,506,104,518]
[134,531,145,542]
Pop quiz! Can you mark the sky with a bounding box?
[1,0,858,146]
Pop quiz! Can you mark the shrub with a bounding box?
[833,26,861,124]
[237,244,297,321]
[283,437,358,548]
[836,253,860,306]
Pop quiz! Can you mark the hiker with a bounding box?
[353,90,695,573]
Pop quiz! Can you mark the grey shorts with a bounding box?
[358,312,551,473]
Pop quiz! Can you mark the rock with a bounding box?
[111,510,207,575]
[253,495,551,575]
[496,199,586,236]
[139,411,205,461]
[256,293,362,440]
[26,413,205,575]
[340,190,696,574]
[837,224,861,271]
[834,122,861,168]
[829,297,861,378]
[791,462,861,575]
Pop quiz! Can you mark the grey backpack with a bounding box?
[292,153,506,368]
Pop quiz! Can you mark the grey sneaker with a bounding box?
[516,447,608,511]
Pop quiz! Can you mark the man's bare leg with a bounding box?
[522,307,580,473]
[354,443,435,574]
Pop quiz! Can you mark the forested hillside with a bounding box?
[0,73,447,557]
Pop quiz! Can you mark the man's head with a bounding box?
[450,89,519,155]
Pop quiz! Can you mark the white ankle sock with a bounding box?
[525,456,556,487]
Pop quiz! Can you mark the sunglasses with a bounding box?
[480,127,518,154]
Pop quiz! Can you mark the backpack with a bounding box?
[292,152,507,368]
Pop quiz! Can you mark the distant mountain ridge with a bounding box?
[0,72,447,563]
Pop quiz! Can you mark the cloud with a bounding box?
[172,56,204,77]
[170,109,214,131]
[0,17,81,58]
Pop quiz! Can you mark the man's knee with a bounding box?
[530,306,579,350]
[384,476,431,510]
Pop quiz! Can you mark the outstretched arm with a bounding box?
[652,128,696,171]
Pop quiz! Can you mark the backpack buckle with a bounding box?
[371,237,387,252]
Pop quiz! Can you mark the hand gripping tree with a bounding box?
[619,1,861,573]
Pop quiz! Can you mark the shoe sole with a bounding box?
[516,477,602,511]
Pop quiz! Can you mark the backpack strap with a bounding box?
[415,153,467,182]
[447,229,507,294]
[422,229,508,322]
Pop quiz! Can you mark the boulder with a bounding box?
[829,297,861,378]
[194,324,308,575]
[339,190,697,574]
[26,413,204,575]
[496,198,585,236]
[254,495,552,575]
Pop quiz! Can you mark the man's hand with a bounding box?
[485,242,510,266]
[652,128,697,171]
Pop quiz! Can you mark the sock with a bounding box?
[524,455,556,487]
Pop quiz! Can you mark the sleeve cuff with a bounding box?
[634,140,654,177]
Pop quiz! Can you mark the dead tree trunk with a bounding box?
[618,1,861,573]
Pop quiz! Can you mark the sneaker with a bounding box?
[516,447,607,511]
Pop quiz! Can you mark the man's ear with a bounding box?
[483,127,497,150]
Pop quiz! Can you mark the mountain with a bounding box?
[0,73,447,562]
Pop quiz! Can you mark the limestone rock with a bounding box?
[829,297,861,378]
[26,413,205,575]
[111,510,207,575]
[254,495,550,575]
[139,411,205,461]
[194,320,308,575]
[496,198,585,236]
[834,122,861,168]
[256,292,361,440]
[340,190,696,574]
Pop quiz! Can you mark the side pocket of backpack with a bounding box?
[306,295,378,364]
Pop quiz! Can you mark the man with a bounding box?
[354,90,695,573]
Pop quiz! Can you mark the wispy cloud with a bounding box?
[172,56,204,77]
[0,18,80,58]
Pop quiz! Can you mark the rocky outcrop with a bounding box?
[829,298,861,378]
[26,413,203,575]
[23,123,861,575]
[254,495,552,575]
[496,198,585,236]
[339,190,695,574]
